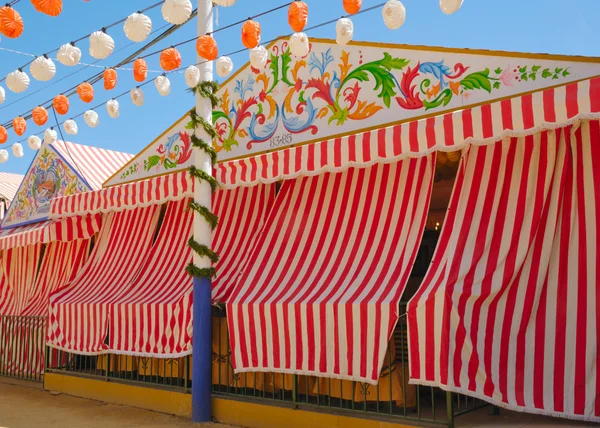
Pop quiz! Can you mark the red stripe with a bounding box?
[565,81,580,118]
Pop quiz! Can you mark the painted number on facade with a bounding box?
[270,134,293,149]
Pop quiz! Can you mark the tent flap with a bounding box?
[227,156,435,384]
[407,121,600,422]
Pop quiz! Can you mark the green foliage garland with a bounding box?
[187,80,220,280]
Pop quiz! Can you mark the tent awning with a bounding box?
[227,155,435,383]
[216,77,600,189]
[0,214,101,251]
[50,171,192,219]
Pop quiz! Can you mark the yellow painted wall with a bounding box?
[44,373,417,428]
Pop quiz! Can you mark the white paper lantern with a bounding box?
[336,18,354,45]
[130,87,145,107]
[89,31,115,59]
[30,56,56,82]
[27,135,42,151]
[216,56,233,77]
[0,150,8,163]
[440,0,463,14]
[106,99,120,119]
[382,0,406,30]
[44,128,58,145]
[290,33,310,58]
[84,110,100,128]
[57,43,82,66]
[213,0,236,6]
[155,75,171,96]
[6,70,30,93]
[162,0,193,25]
[0,86,5,104]
[184,65,200,88]
[12,143,23,158]
[64,119,78,135]
[249,46,268,70]
[124,13,152,42]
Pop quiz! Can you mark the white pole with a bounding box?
[192,0,214,422]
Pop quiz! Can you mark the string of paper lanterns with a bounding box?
[0,0,466,164]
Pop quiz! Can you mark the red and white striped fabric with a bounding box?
[109,199,194,357]
[0,214,101,250]
[216,77,600,189]
[0,172,22,203]
[50,171,192,219]
[51,141,134,190]
[21,240,91,317]
[212,184,276,303]
[1,245,42,315]
[47,205,160,354]
[407,120,600,422]
[227,156,435,383]
[0,269,15,315]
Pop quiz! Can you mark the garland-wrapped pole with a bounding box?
[191,0,214,422]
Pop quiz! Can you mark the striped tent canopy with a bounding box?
[0,172,23,203]
[228,156,435,383]
[47,184,276,356]
[216,77,600,189]
[407,120,600,422]
[2,140,132,230]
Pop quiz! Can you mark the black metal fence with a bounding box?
[45,304,492,428]
[0,316,46,382]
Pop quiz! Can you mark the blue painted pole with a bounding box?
[192,0,213,423]
[192,276,212,422]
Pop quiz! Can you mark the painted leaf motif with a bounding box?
[281,49,294,86]
[422,89,453,111]
[291,60,306,82]
[144,155,161,171]
[460,69,492,93]
[284,88,297,113]
[238,129,248,138]
[542,69,553,78]
[317,107,329,119]
[348,100,383,120]
[339,50,352,82]
[343,53,409,108]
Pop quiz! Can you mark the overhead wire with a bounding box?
[2,1,388,152]
[0,0,164,83]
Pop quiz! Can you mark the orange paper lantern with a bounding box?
[53,94,69,115]
[133,58,147,82]
[31,0,62,17]
[343,0,362,14]
[13,117,26,136]
[103,68,117,90]
[241,20,261,49]
[196,35,218,61]
[0,126,7,144]
[288,1,308,32]
[32,106,48,126]
[0,6,24,39]
[159,47,182,71]
[77,82,94,103]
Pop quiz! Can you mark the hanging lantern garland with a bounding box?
[13,117,26,136]
[343,0,362,14]
[130,87,145,106]
[30,56,57,82]
[89,30,115,60]
[0,126,7,144]
[216,56,233,77]
[382,0,406,30]
[77,82,94,103]
[53,95,70,115]
[103,68,118,90]
[0,87,5,105]
[31,0,63,17]
[336,18,354,45]
[197,34,219,61]
[57,43,82,66]
[124,12,152,42]
[160,47,182,71]
[0,150,8,163]
[288,1,308,32]
[440,0,464,14]
[162,0,193,25]
[32,106,49,126]
[64,119,78,135]
[241,19,261,49]
[186,80,221,280]
[6,70,30,93]
[84,110,99,128]
[133,58,148,82]
[12,143,24,158]
[0,6,24,39]
[28,135,42,151]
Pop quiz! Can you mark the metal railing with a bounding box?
[46,351,192,392]
[0,316,46,382]
[45,304,493,427]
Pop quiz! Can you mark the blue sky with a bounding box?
[0,0,598,175]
